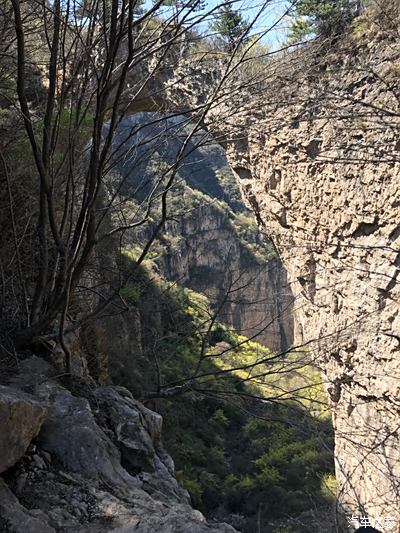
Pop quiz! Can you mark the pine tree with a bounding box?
[288,0,361,43]
[211,5,251,52]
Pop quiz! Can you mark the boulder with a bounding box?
[94,386,162,474]
[37,387,136,489]
[94,386,190,505]
[0,386,47,473]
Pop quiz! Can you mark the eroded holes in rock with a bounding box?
[234,166,252,181]
[284,189,292,202]
[306,139,322,159]
[269,168,281,190]
[351,219,379,238]
[378,288,393,310]
[291,117,301,129]
[388,225,400,243]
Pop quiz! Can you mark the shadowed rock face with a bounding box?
[224,40,400,521]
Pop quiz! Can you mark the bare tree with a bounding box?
[0,0,283,371]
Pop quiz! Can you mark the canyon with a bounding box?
[133,23,400,523]
[0,3,399,532]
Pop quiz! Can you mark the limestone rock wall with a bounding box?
[226,38,400,524]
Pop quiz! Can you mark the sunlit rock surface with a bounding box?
[0,357,237,532]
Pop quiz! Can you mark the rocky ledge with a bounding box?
[0,356,237,533]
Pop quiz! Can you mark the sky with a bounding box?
[203,0,291,47]
[143,0,293,49]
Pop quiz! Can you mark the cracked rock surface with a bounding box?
[0,357,237,533]
[225,38,400,520]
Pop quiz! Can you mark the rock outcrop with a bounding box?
[0,357,237,532]
[0,386,47,474]
[225,37,400,524]
[158,203,293,351]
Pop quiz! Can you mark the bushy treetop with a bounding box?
[289,0,362,42]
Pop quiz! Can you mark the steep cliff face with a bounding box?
[112,114,294,352]
[227,36,400,522]
[158,203,293,352]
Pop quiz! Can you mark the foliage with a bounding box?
[77,0,145,19]
[155,0,205,24]
[288,0,361,42]
[351,0,400,41]
[321,473,338,501]
[211,5,251,52]
[160,370,334,532]
[120,284,144,307]
[231,211,275,262]
[118,260,335,531]
[215,169,243,211]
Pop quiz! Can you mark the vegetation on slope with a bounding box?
[117,255,335,532]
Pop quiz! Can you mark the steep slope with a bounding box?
[225,31,400,524]
[110,113,294,351]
